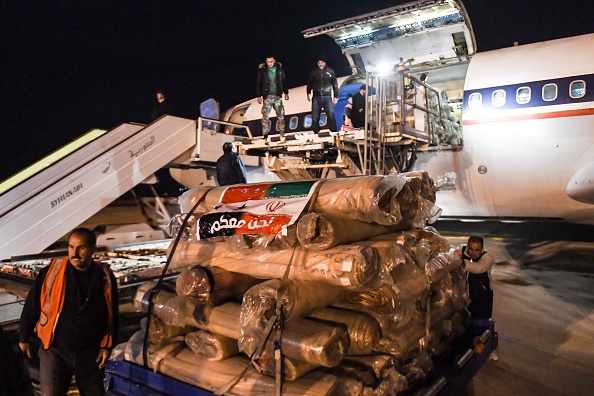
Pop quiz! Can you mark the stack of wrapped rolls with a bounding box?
[119,173,469,396]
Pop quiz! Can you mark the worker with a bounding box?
[19,228,119,395]
[216,141,248,186]
[456,235,498,361]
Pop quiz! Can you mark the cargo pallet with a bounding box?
[104,319,497,396]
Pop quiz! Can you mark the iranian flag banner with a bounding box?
[197,180,320,239]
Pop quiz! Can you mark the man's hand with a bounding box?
[306,94,311,102]
[257,97,263,105]
[284,93,289,101]
[332,97,338,105]
[96,348,110,369]
[19,342,31,359]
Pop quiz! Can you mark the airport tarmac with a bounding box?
[2,200,594,395]
[435,220,594,396]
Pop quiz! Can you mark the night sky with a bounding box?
[2,0,593,181]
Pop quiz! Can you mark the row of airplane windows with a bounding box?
[468,80,587,109]
[270,114,328,132]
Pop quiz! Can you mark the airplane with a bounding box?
[2,0,593,260]
[177,0,594,225]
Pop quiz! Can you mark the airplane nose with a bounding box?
[566,161,594,204]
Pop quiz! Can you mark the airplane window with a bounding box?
[570,80,586,98]
[516,87,531,104]
[542,84,557,101]
[320,114,327,126]
[492,90,506,107]
[289,116,299,130]
[468,93,482,109]
[304,115,312,128]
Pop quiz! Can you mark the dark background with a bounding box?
[2,0,593,181]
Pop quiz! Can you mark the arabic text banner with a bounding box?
[198,181,319,239]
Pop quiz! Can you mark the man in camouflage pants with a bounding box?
[256,56,289,138]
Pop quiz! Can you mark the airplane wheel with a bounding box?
[395,145,416,172]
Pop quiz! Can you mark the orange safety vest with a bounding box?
[37,258,115,350]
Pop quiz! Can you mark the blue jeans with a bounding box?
[311,95,337,133]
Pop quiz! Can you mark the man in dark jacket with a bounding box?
[455,236,495,319]
[351,84,367,128]
[256,56,289,138]
[306,58,339,133]
[216,142,248,186]
[151,89,171,121]
[19,228,119,396]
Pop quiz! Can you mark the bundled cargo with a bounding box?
[169,240,382,289]
[118,173,471,395]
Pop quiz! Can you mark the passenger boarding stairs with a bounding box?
[0,116,196,260]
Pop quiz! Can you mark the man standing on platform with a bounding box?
[306,57,339,133]
[256,56,289,139]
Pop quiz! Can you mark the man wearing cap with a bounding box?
[256,56,289,138]
[351,84,367,128]
[306,58,339,133]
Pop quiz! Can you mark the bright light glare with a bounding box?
[378,62,393,76]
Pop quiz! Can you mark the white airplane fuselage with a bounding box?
[221,33,594,224]
[417,34,594,223]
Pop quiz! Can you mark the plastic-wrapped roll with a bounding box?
[270,318,348,367]
[179,186,222,215]
[328,377,364,396]
[423,249,462,283]
[185,329,239,361]
[149,316,193,345]
[175,266,211,301]
[226,228,299,252]
[124,330,185,371]
[133,286,348,367]
[308,307,381,355]
[317,361,377,387]
[239,279,345,351]
[347,284,416,318]
[343,354,396,379]
[134,282,242,338]
[179,174,417,227]
[374,300,457,358]
[390,255,428,297]
[176,265,262,306]
[413,228,453,255]
[405,171,436,203]
[125,340,339,396]
[312,174,407,225]
[170,239,380,289]
[254,350,318,381]
[296,212,393,251]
